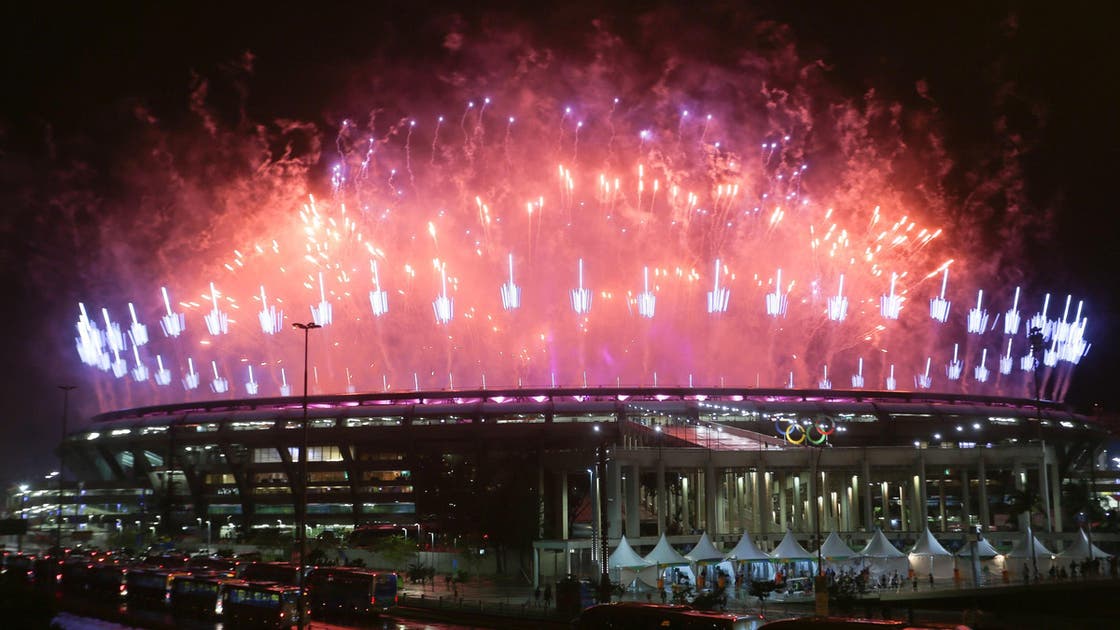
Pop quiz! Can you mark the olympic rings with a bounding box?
[784,422,806,445]
[816,416,836,436]
[807,428,828,446]
[775,416,836,446]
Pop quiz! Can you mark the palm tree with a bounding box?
[1005,485,1043,531]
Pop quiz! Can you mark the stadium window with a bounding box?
[252,448,283,463]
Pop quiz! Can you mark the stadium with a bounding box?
[16,30,1116,586]
[12,383,1110,585]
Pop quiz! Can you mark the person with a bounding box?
[928,572,934,588]
[543,583,552,608]
[659,586,667,603]
[534,586,541,606]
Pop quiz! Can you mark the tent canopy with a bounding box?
[1005,527,1054,559]
[770,530,814,561]
[1057,529,1112,560]
[909,527,953,557]
[818,531,856,560]
[858,529,906,558]
[956,537,1001,558]
[643,534,690,566]
[609,535,653,571]
[725,531,770,562]
[685,532,724,563]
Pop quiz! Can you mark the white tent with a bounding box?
[643,534,693,588]
[1057,528,1112,561]
[724,531,774,581]
[1005,527,1054,579]
[770,530,814,561]
[685,532,725,563]
[955,537,1001,558]
[609,535,655,587]
[818,531,857,561]
[956,536,1005,580]
[909,527,954,580]
[770,530,817,577]
[855,529,909,578]
[685,532,731,589]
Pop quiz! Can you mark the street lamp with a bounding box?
[292,321,321,629]
[57,385,77,552]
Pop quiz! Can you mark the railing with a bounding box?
[397,591,561,622]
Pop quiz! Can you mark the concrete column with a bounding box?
[960,467,972,530]
[820,471,830,531]
[1039,445,1053,533]
[559,470,569,540]
[1013,460,1029,531]
[917,455,928,532]
[533,547,541,588]
[899,481,908,531]
[792,475,803,532]
[778,474,789,531]
[1049,460,1063,532]
[607,460,622,539]
[938,478,947,532]
[626,464,641,539]
[809,457,820,540]
[880,481,890,530]
[758,463,770,536]
[862,458,874,532]
[751,472,761,533]
[977,457,990,528]
[840,481,852,532]
[912,473,923,533]
[656,459,667,535]
[736,473,746,533]
[681,473,691,533]
[705,461,718,534]
[538,463,546,539]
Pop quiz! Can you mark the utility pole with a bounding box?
[57,385,77,552]
[596,439,611,605]
[292,321,321,629]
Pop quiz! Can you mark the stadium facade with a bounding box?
[8,387,1116,575]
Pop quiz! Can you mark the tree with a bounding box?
[1063,481,1107,529]
[374,535,417,571]
[1006,485,1043,530]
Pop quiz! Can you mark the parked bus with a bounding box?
[126,568,189,609]
[86,563,129,602]
[187,555,241,577]
[221,582,302,629]
[241,561,300,585]
[306,567,397,620]
[170,573,245,619]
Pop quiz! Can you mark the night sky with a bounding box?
[1,1,1117,484]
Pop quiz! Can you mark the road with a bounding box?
[53,611,480,629]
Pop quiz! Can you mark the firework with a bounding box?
[68,82,1092,410]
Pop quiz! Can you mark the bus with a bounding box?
[306,567,398,620]
[86,563,128,602]
[126,568,189,609]
[222,582,302,629]
[170,573,245,619]
[241,561,300,585]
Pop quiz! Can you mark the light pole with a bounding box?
[57,385,76,553]
[1027,326,1044,582]
[292,321,320,629]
